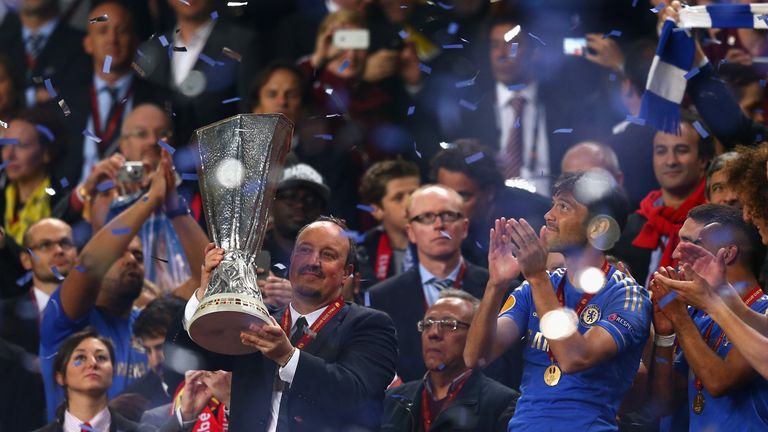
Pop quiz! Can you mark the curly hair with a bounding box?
[724,144,768,222]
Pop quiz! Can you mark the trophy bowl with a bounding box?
[188,113,293,355]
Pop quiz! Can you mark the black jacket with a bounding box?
[33,408,139,432]
[168,301,398,431]
[612,212,651,286]
[381,371,519,432]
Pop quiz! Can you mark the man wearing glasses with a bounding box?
[369,184,490,382]
[382,289,518,431]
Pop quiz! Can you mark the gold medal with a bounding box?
[544,364,562,386]
[692,391,705,414]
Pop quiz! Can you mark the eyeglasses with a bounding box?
[121,128,174,141]
[29,238,75,252]
[417,318,470,333]
[275,190,324,208]
[409,211,463,225]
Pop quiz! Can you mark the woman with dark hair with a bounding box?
[34,329,139,431]
[0,107,73,244]
[0,53,25,122]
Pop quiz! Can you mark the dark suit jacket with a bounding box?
[0,338,45,431]
[136,20,261,146]
[168,301,397,431]
[612,212,651,286]
[34,408,139,432]
[381,371,519,432]
[0,290,39,354]
[0,12,25,78]
[367,263,488,382]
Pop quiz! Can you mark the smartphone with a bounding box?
[256,250,271,281]
[563,37,588,56]
[118,161,144,184]
[333,29,370,50]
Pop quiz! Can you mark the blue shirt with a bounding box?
[499,266,651,431]
[673,294,768,432]
[418,259,463,306]
[39,287,148,421]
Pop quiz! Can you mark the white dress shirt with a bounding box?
[183,295,331,432]
[32,286,51,315]
[172,20,216,87]
[63,406,110,432]
[495,81,551,195]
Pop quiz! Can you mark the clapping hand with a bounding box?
[488,218,521,288]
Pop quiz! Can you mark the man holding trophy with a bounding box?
[177,114,398,431]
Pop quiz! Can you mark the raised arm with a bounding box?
[58,152,170,320]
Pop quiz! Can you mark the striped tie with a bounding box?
[428,278,454,292]
[501,96,526,178]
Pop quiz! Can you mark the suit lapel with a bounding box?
[299,302,349,357]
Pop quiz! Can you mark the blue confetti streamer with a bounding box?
[692,121,709,139]
[650,2,665,14]
[602,30,622,39]
[82,129,102,143]
[59,177,69,188]
[447,22,459,35]
[314,134,333,141]
[514,117,521,129]
[454,78,475,88]
[760,79,766,88]
[464,152,484,164]
[407,106,415,116]
[36,124,54,142]
[111,227,131,235]
[419,63,432,74]
[658,291,678,309]
[626,115,646,126]
[458,99,477,111]
[16,272,33,286]
[199,53,216,66]
[655,356,669,364]
[44,78,57,98]
[74,360,82,367]
[684,67,700,80]
[96,180,114,192]
[553,128,573,134]
[356,204,375,213]
[211,10,219,20]
[75,265,86,273]
[442,44,463,49]
[158,35,169,47]
[0,138,19,146]
[609,73,616,81]
[27,248,38,261]
[509,43,518,57]
[341,230,365,243]
[475,240,483,249]
[221,97,241,104]
[338,59,349,73]
[398,30,409,40]
[103,55,112,74]
[436,1,453,9]
[181,173,198,181]
[527,32,546,46]
[51,266,65,281]
[507,83,527,91]
[157,139,176,154]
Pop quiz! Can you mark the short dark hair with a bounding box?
[687,204,765,277]
[718,63,762,102]
[249,61,307,111]
[552,171,630,232]
[296,215,358,269]
[623,39,657,94]
[430,140,504,192]
[680,109,715,162]
[359,158,420,205]
[133,295,186,340]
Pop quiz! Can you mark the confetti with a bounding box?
[658,291,678,309]
[82,129,102,143]
[338,59,349,73]
[211,11,219,20]
[227,1,248,6]
[158,35,169,47]
[655,356,669,364]
[152,255,169,263]
[439,230,452,239]
[89,14,108,24]
[475,241,483,249]
[221,97,241,104]
[509,43,518,57]
[0,138,19,146]
[356,204,375,213]
[44,78,57,98]
[27,249,38,261]
[74,360,82,367]
[172,46,188,52]
[222,47,242,62]
[75,265,86,273]
[16,272,33,286]
[199,53,216,66]
[692,121,709,139]
[178,0,190,4]
[59,177,69,188]
[458,99,477,111]
[58,99,71,116]
[51,266,65,281]
[602,30,622,39]
[157,139,176,154]
[44,187,56,196]
[651,2,665,13]
[273,263,287,271]
[553,128,573,134]
[507,83,527,91]
[418,63,432,74]
[314,134,333,141]
[609,73,616,81]
[103,55,112,74]
[626,115,646,126]
[181,173,198,181]
[96,180,115,192]
[341,230,365,243]
[464,152,484,164]
[447,22,459,35]
[684,67,700,80]
[414,142,422,158]
[454,77,475,88]
[398,30,409,40]
[111,227,131,235]
[504,25,521,42]
[442,44,463,49]
[527,32,546,46]
[36,124,54,142]
[0,120,7,128]
[436,2,453,9]
[407,106,415,116]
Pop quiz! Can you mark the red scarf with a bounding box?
[632,180,707,269]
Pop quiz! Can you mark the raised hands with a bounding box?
[488,218,521,288]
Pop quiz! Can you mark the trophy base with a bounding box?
[188,293,272,355]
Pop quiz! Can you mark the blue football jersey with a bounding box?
[499,266,652,431]
[673,293,768,432]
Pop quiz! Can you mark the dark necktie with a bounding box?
[427,278,455,292]
[290,316,308,345]
[101,87,120,134]
[276,316,309,431]
[502,96,526,178]
[25,33,45,59]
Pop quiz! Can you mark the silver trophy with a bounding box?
[188,113,293,355]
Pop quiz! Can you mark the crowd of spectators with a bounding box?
[2,0,768,431]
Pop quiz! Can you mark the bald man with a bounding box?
[561,141,624,185]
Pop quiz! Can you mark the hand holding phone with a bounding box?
[333,29,370,50]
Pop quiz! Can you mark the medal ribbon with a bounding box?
[280,296,345,349]
[420,371,472,431]
[547,260,612,364]
[375,232,393,281]
[90,82,134,152]
[693,285,763,392]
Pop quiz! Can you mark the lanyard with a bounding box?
[375,232,393,281]
[280,296,345,350]
[547,260,612,364]
[420,371,472,431]
[694,285,763,391]
[90,82,133,152]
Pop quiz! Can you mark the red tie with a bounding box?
[80,422,93,432]
[502,96,526,178]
